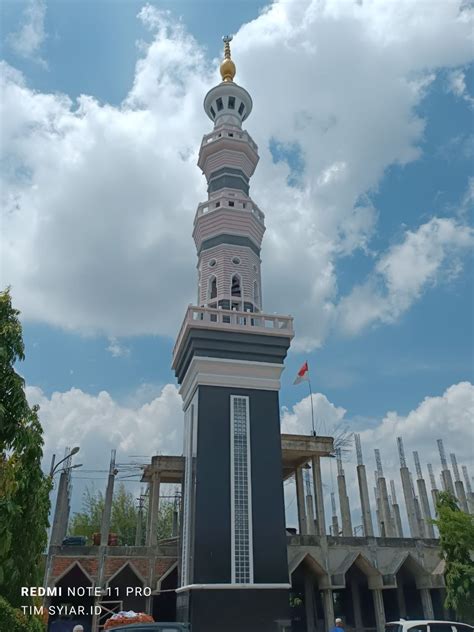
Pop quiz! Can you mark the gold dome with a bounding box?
[220,58,236,82]
[220,34,236,82]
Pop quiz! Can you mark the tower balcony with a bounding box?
[201,127,258,153]
[195,193,265,223]
[172,304,294,371]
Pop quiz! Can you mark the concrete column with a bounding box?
[417,478,435,537]
[400,467,420,537]
[372,588,386,632]
[135,496,144,546]
[396,584,407,618]
[467,492,474,515]
[312,456,326,536]
[337,475,353,536]
[295,467,308,535]
[420,588,434,619]
[146,472,161,546]
[306,493,317,535]
[377,477,396,537]
[392,503,404,538]
[100,469,116,546]
[431,488,440,515]
[374,487,384,537]
[441,469,455,496]
[322,589,335,632]
[351,578,364,632]
[454,480,469,513]
[304,573,317,632]
[357,465,374,537]
[413,496,425,538]
[50,470,69,546]
[331,514,340,536]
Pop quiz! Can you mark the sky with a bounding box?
[1,0,473,529]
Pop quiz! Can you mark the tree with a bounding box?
[0,288,51,609]
[70,483,176,545]
[433,491,474,622]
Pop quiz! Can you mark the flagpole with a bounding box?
[308,376,316,437]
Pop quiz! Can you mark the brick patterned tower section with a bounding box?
[172,37,293,632]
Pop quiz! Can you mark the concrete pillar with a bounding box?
[431,488,440,515]
[377,477,396,537]
[146,472,161,546]
[351,578,364,632]
[454,480,469,513]
[50,470,69,546]
[304,573,317,632]
[374,484,384,537]
[420,588,434,619]
[312,456,326,536]
[100,464,116,546]
[306,494,317,535]
[400,467,420,537]
[396,584,407,618]
[392,503,404,538]
[322,589,334,632]
[357,465,374,536]
[372,588,386,632]
[135,496,144,546]
[417,478,435,537]
[467,492,474,515]
[413,496,425,538]
[441,469,455,496]
[337,475,353,537]
[295,467,308,535]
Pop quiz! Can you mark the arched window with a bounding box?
[253,281,260,307]
[231,274,241,297]
[208,276,217,300]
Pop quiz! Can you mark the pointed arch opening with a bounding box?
[231,274,242,298]
[208,275,217,300]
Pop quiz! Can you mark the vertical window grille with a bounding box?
[181,405,194,586]
[230,396,253,584]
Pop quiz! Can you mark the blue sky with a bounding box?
[1,0,473,519]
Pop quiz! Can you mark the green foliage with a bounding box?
[0,289,51,607]
[433,491,474,622]
[0,596,45,632]
[70,483,176,545]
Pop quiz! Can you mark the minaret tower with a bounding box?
[172,37,293,632]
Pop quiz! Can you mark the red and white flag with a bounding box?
[293,361,310,385]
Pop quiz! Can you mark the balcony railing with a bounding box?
[201,129,258,152]
[173,305,294,359]
[195,195,265,223]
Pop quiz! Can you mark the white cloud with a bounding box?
[107,337,130,358]
[337,217,474,335]
[7,0,47,66]
[281,381,474,530]
[447,68,474,107]
[28,382,183,463]
[1,1,474,349]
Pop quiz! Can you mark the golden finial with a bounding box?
[220,35,236,82]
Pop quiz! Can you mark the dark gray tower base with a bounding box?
[173,322,293,632]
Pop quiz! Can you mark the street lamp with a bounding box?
[49,446,80,476]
